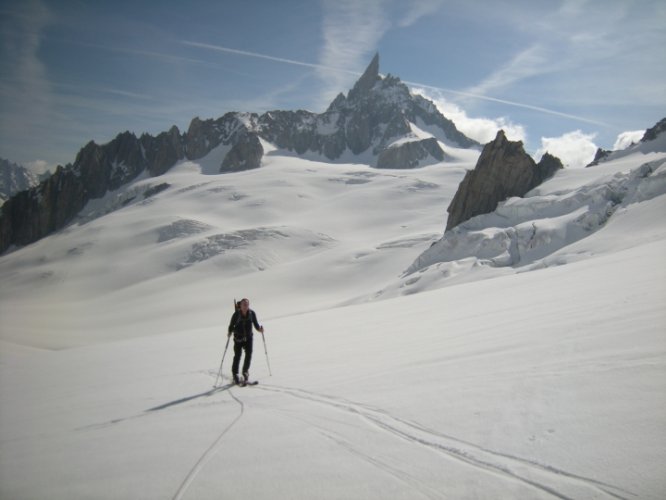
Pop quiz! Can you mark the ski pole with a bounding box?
[214,335,231,387]
[260,330,272,376]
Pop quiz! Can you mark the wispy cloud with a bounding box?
[318,0,391,104]
[398,0,445,27]
[74,40,214,68]
[465,1,666,111]
[464,44,553,98]
[50,81,155,101]
[0,0,54,141]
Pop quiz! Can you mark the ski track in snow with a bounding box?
[275,408,444,500]
[172,385,245,500]
[320,430,444,500]
[76,376,245,500]
[73,370,640,499]
[255,384,634,500]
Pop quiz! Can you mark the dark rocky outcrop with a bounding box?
[142,126,184,177]
[73,132,147,199]
[586,147,612,167]
[445,131,563,231]
[184,116,226,159]
[376,138,447,169]
[220,132,264,172]
[0,130,154,253]
[347,53,381,101]
[641,117,666,142]
[0,165,86,250]
[0,113,260,253]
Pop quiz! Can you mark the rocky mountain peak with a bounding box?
[445,131,562,231]
[347,52,380,101]
[0,53,479,253]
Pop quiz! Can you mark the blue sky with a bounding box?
[1,0,664,171]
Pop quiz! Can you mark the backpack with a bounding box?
[232,299,253,342]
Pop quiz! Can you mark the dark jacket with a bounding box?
[228,309,260,342]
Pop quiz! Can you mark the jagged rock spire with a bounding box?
[445,130,562,231]
[348,53,380,101]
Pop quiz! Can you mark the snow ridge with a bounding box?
[405,158,666,279]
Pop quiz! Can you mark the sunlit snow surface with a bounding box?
[1,142,665,499]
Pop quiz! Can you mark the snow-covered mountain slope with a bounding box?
[0,142,478,348]
[384,148,666,296]
[1,141,664,499]
[0,54,478,254]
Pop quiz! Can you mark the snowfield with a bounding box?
[1,140,665,499]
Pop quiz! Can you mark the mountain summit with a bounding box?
[0,54,478,252]
[347,52,381,100]
[259,53,478,164]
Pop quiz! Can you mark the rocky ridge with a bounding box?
[587,116,666,167]
[0,54,477,253]
[446,131,563,231]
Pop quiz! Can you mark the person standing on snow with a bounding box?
[228,298,264,385]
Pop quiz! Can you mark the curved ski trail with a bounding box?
[257,384,633,500]
[172,388,245,500]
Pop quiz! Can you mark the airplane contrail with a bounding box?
[181,40,358,76]
[404,81,608,127]
[183,41,606,127]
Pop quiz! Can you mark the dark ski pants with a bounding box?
[232,338,253,376]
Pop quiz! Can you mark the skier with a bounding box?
[228,298,264,385]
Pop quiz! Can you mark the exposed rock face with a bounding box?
[1,131,152,253]
[586,147,611,167]
[257,110,345,158]
[0,165,86,250]
[376,138,446,169]
[220,133,264,172]
[258,54,477,163]
[348,53,381,101]
[445,131,563,231]
[143,126,184,176]
[641,117,666,142]
[0,113,262,253]
[74,131,148,198]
